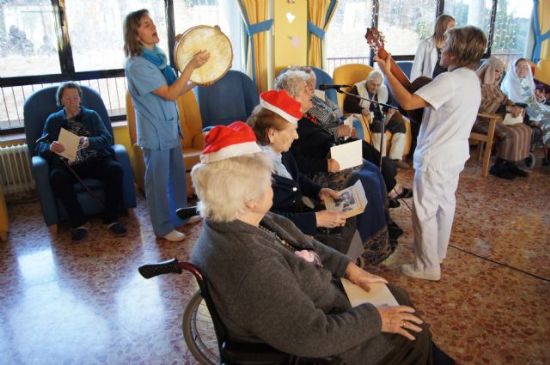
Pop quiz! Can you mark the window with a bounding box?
[325,0,438,73]
[64,0,167,72]
[0,0,61,78]
[173,0,243,71]
[325,0,373,72]
[0,0,243,133]
[491,0,532,66]
[444,0,493,37]
[378,0,438,56]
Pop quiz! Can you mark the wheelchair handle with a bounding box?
[138,258,182,279]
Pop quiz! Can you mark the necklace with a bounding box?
[258,225,296,252]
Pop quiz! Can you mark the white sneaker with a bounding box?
[401,263,441,281]
[162,230,186,242]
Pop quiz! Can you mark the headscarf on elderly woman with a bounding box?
[473,56,532,179]
[501,58,550,152]
[190,121,453,365]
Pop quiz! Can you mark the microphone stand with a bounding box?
[336,88,399,168]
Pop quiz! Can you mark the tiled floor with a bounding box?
[1,157,549,365]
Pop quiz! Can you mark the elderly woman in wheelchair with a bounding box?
[187,121,453,365]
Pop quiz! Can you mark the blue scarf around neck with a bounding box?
[142,46,177,85]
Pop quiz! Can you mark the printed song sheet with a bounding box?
[56,128,80,162]
[330,139,362,171]
[340,278,399,307]
[324,180,367,218]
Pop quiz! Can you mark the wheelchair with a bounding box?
[138,258,339,365]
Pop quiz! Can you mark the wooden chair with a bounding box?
[469,112,502,177]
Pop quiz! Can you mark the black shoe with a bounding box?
[71,226,88,241]
[396,188,413,199]
[107,222,127,236]
[176,206,198,220]
[506,163,528,177]
[490,164,515,180]
[389,199,400,208]
[388,221,404,240]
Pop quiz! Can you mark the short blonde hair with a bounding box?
[191,153,273,222]
[445,26,487,69]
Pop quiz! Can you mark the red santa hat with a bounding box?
[260,90,302,125]
[200,121,261,163]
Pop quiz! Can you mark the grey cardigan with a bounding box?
[191,212,397,363]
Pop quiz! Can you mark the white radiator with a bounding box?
[0,144,35,195]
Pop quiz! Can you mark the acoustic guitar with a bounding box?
[365,28,430,124]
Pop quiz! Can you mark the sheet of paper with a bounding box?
[341,278,399,307]
[57,128,81,162]
[324,180,367,218]
[330,139,362,171]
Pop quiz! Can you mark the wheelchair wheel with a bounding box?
[525,152,536,169]
[182,291,220,364]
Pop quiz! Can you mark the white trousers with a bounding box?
[371,132,407,160]
[411,164,464,272]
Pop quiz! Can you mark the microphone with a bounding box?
[318,84,351,91]
[35,133,50,144]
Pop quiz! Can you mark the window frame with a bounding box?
[0,0,186,134]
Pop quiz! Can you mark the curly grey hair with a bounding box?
[274,69,309,98]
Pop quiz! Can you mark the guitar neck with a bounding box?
[377,48,412,91]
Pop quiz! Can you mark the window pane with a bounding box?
[65,0,168,72]
[378,0,438,56]
[0,0,61,77]
[325,0,373,73]
[173,0,244,71]
[444,0,493,40]
[491,0,532,66]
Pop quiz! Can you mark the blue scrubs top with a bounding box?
[125,56,180,150]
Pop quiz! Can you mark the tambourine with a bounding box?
[174,25,233,85]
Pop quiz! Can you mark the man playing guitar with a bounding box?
[375,26,487,281]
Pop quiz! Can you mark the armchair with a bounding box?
[126,90,204,197]
[333,63,411,156]
[24,86,136,233]
[195,70,259,129]
[311,66,338,104]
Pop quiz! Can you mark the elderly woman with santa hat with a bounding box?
[249,84,396,265]
[190,121,451,365]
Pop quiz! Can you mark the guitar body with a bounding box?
[365,28,431,124]
[400,76,431,123]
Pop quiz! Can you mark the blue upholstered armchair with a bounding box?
[23,86,136,232]
[195,70,259,129]
[311,66,338,105]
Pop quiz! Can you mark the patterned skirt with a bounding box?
[473,120,532,161]
[311,160,395,265]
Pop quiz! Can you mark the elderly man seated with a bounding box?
[344,70,409,169]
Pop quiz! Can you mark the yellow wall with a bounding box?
[273,0,308,75]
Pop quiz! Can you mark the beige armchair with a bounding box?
[126,90,204,197]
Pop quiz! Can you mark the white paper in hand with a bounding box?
[341,278,399,307]
[330,139,362,171]
[57,128,81,162]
